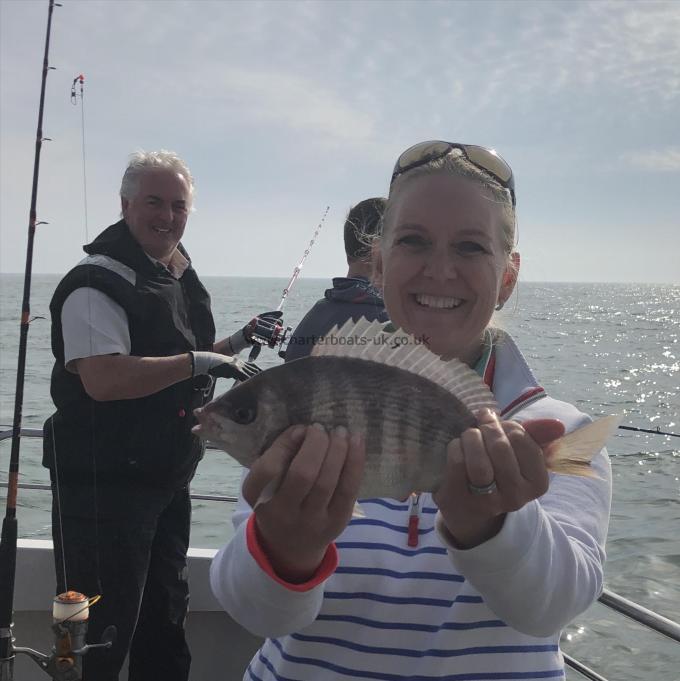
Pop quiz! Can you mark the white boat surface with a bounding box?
[12,539,262,680]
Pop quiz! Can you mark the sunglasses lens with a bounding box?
[396,141,451,173]
[464,145,513,186]
[392,141,515,204]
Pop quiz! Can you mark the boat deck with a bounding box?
[13,539,262,680]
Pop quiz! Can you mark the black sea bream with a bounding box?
[193,319,619,500]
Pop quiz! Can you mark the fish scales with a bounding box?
[296,358,474,498]
[196,355,478,500]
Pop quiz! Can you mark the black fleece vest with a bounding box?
[43,221,216,489]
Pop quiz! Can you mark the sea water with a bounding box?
[1,274,678,679]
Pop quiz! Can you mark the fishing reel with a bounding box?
[9,592,115,681]
[246,313,292,361]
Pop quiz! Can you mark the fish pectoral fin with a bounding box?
[548,414,622,476]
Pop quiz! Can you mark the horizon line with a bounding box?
[0,272,678,287]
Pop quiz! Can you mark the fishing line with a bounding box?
[71,74,89,242]
[50,425,68,600]
[51,71,103,598]
[51,75,87,600]
[52,74,89,598]
[49,77,87,598]
[74,70,104,596]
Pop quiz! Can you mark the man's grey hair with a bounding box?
[120,150,195,207]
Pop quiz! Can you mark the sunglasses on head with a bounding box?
[390,141,516,207]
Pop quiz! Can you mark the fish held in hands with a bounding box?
[193,319,620,501]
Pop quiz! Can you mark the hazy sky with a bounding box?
[1,0,678,284]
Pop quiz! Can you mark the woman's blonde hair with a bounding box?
[383,148,516,257]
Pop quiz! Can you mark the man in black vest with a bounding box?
[43,150,271,680]
[284,197,388,361]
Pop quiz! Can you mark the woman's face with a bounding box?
[375,173,517,364]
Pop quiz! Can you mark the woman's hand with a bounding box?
[242,423,365,583]
[433,409,565,549]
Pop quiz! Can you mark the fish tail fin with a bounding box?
[548,415,621,476]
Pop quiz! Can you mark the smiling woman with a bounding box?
[209,142,614,681]
[375,150,518,364]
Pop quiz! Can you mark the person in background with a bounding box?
[43,149,275,681]
[210,141,612,680]
[284,197,388,361]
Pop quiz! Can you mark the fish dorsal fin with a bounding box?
[311,318,498,414]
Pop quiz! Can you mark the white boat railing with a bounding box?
[2,426,679,681]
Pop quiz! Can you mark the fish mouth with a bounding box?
[192,407,214,437]
[414,293,464,310]
[192,407,237,444]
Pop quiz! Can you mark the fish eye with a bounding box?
[232,406,257,425]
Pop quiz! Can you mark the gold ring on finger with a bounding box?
[467,480,497,495]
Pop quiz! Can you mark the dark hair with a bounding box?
[344,197,387,262]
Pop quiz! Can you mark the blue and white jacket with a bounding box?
[210,333,612,680]
[284,276,387,362]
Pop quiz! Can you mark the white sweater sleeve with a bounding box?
[209,480,330,638]
[436,401,612,637]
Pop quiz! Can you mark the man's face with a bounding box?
[121,168,191,263]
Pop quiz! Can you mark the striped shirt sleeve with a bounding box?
[436,407,611,637]
[210,498,335,638]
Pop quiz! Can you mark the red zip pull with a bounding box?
[407,493,420,547]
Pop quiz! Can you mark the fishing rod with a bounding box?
[247,205,330,360]
[618,424,680,438]
[276,205,330,313]
[0,1,60,675]
[0,4,112,679]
